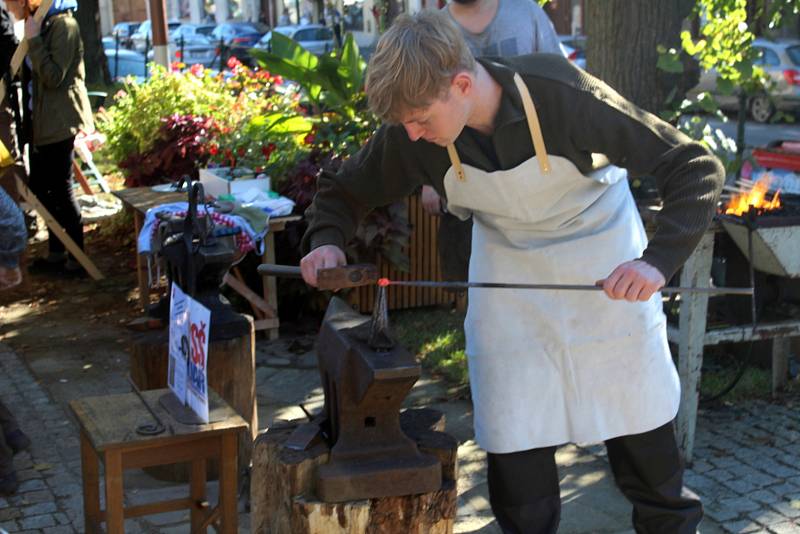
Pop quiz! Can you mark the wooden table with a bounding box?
[638,205,800,463]
[71,388,248,533]
[113,186,301,339]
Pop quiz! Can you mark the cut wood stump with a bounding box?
[251,408,458,534]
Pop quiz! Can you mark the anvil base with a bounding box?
[317,454,441,502]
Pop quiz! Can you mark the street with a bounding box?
[684,114,800,149]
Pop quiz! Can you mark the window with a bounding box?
[754,47,780,67]
[787,46,800,67]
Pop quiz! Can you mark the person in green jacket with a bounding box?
[6,0,93,276]
[300,10,723,534]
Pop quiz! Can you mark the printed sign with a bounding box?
[186,298,211,423]
[168,283,189,402]
[167,283,211,423]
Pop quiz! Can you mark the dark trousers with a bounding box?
[29,137,82,257]
[487,422,703,534]
[0,400,19,473]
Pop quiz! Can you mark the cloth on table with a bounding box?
[137,198,292,257]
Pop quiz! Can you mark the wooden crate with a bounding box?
[348,194,455,313]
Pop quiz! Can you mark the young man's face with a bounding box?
[5,0,27,20]
[400,85,469,147]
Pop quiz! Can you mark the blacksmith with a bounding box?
[300,10,723,533]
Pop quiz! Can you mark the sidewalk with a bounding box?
[1,337,800,533]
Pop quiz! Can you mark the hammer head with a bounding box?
[317,264,379,291]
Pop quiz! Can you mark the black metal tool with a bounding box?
[127,375,167,436]
[379,279,754,295]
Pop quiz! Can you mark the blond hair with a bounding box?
[366,10,475,123]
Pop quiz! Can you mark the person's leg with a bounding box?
[487,446,561,534]
[29,137,82,260]
[605,422,702,534]
[0,400,30,454]
[0,402,20,496]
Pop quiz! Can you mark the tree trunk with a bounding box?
[76,0,110,86]
[585,0,696,114]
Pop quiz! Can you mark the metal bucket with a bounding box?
[720,214,800,277]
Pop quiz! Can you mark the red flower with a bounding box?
[170,60,183,72]
[261,143,277,161]
[273,75,283,85]
[227,56,242,70]
[190,63,204,77]
[304,133,315,145]
[237,146,246,157]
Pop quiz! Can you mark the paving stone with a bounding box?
[18,514,56,530]
[42,526,75,534]
[720,497,762,514]
[0,520,19,533]
[52,513,69,526]
[17,478,47,493]
[769,501,800,519]
[690,460,714,474]
[749,509,791,527]
[749,490,783,505]
[721,519,763,533]
[20,501,58,517]
[767,482,800,498]
[722,478,761,495]
[767,522,800,534]
[705,503,741,523]
[708,469,736,483]
[17,489,54,505]
[0,508,21,522]
[14,469,42,482]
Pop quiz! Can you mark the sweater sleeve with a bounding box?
[555,72,724,280]
[301,124,442,253]
[26,17,77,89]
[0,187,26,268]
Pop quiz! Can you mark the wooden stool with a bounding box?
[70,388,248,533]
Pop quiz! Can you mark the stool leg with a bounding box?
[80,432,101,533]
[219,433,238,534]
[104,450,125,533]
[190,458,207,533]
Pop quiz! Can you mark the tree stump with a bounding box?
[129,318,256,478]
[251,408,458,534]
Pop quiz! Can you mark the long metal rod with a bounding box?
[384,280,753,295]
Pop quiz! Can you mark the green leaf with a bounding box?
[657,47,684,74]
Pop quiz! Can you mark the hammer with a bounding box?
[257,263,379,291]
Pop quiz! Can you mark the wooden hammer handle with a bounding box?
[257,263,378,290]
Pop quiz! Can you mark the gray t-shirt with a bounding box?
[445,0,562,57]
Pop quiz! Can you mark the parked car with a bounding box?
[210,21,267,48]
[211,21,267,65]
[689,38,800,123]
[255,24,335,55]
[151,41,219,68]
[170,23,216,43]
[110,21,141,49]
[130,20,183,52]
[105,47,148,82]
[558,35,586,70]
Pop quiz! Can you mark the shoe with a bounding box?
[28,257,66,275]
[4,429,30,454]
[0,470,18,496]
[62,263,87,279]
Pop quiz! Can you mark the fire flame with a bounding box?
[724,176,782,216]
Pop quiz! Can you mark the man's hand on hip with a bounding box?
[300,245,346,287]
[597,260,665,302]
[421,185,442,216]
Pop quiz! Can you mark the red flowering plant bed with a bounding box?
[97,60,306,188]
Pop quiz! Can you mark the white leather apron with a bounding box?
[443,74,680,454]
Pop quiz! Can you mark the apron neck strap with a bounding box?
[445,72,551,179]
[512,73,550,174]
